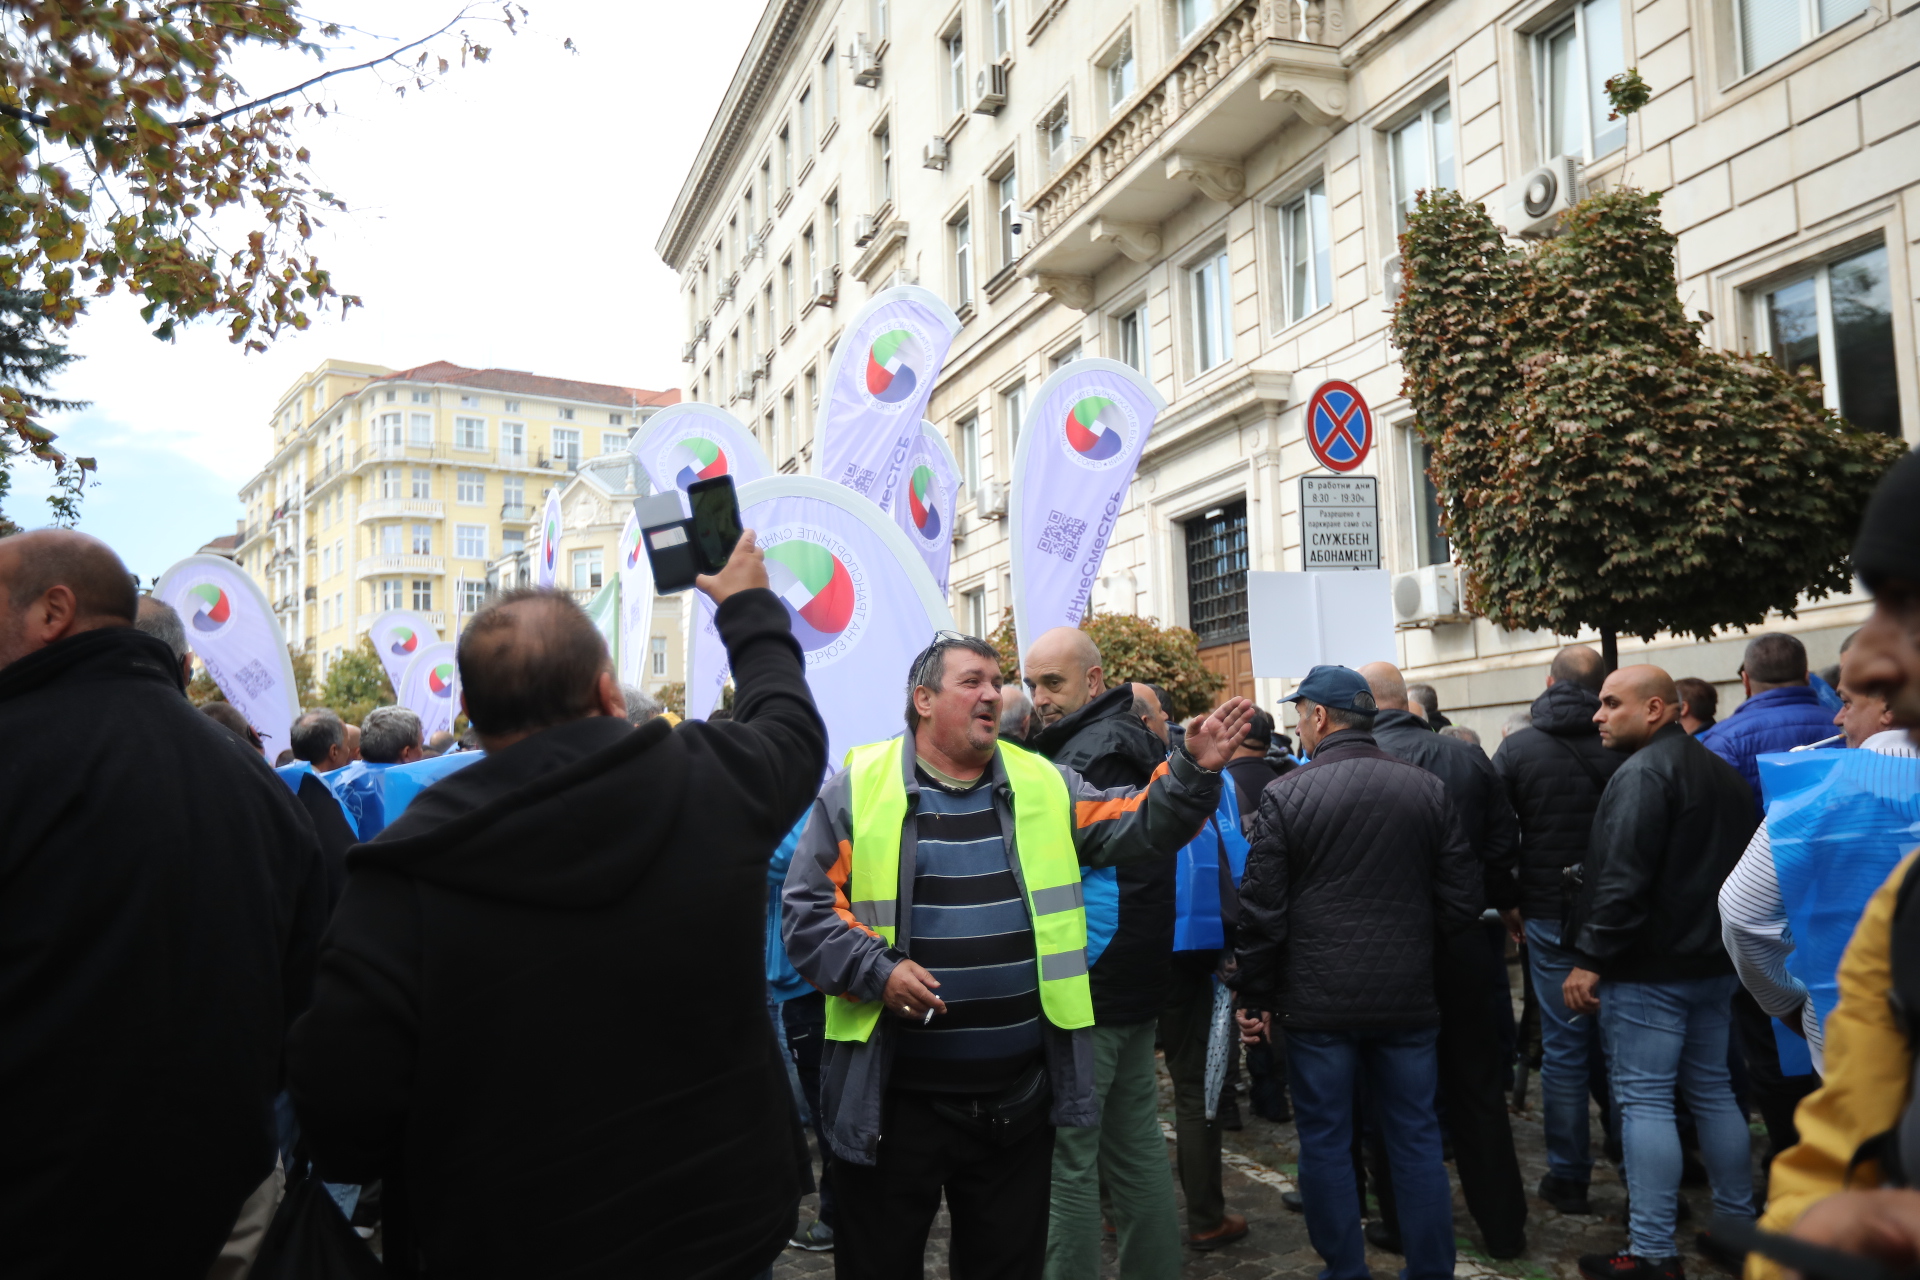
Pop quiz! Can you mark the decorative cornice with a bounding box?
[655,0,814,271]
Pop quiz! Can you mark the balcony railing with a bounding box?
[499,503,530,521]
[354,441,539,471]
[357,498,446,522]
[1021,0,1347,286]
[354,554,446,580]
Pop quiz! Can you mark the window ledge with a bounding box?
[944,112,969,143]
[983,262,1022,301]
[781,323,797,345]
[798,156,815,186]
[955,300,977,325]
[776,188,794,217]
[820,120,840,148]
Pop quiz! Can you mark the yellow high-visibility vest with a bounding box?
[825,738,1095,1042]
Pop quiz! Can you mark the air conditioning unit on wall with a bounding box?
[973,63,1008,114]
[923,138,950,170]
[1505,155,1583,237]
[1392,563,1470,628]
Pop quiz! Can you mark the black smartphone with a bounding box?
[687,475,744,575]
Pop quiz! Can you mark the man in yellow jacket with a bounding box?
[1747,448,1920,1279]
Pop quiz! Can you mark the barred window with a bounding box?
[1185,499,1248,645]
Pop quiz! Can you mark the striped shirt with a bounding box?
[891,766,1044,1094]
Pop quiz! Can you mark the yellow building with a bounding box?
[235,359,681,686]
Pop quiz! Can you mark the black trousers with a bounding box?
[782,992,835,1227]
[833,1089,1056,1280]
[1731,985,1821,1161]
[1372,927,1529,1254]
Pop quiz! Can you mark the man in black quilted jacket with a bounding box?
[1232,665,1482,1280]
[1361,661,1528,1259]
[1490,644,1622,1215]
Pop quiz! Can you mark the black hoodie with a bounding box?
[287,589,826,1279]
[0,627,326,1279]
[1028,683,1176,1023]
[1490,681,1624,923]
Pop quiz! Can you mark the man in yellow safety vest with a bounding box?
[783,631,1252,1279]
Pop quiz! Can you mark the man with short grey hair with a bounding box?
[135,595,193,689]
[621,683,664,725]
[290,709,352,772]
[329,706,424,839]
[1407,682,1450,728]
[1700,633,1835,809]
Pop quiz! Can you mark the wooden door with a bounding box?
[1199,639,1256,707]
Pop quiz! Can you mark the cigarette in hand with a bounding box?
[921,1007,935,1025]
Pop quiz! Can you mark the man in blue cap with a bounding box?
[1231,665,1483,1280]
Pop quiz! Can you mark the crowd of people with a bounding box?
[5,452,1920,1280]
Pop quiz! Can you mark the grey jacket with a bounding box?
[782,735,1222,1165]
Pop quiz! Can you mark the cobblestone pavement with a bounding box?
[775,961,1769,1280]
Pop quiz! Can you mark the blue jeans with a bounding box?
[1599,975,1755,1258]
[1527,920,1604,1181]
[1288,1026,1455,1280]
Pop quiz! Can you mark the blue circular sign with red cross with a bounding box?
[1305,379,1374,473]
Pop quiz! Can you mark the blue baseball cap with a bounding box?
[1284,665,1379,715]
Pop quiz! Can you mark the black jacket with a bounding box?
[1029,682,1175,1023]
[1230,730,1482,1032]
[1571,722,1756,981]
[0,627,327,1279]
[1371,708,1521,911]
[1491,683,1624,923]
[287,590,827,1279]
[1225,754,1288,827]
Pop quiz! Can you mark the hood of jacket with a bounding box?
[1531,681,1603,736]
[350,714,682,909]
[0,624,184,704]
[1028,682,1164,777]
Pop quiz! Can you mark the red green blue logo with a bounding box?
[1065,395,1126,462]
[621,519,644,570]
[767,539,857,653]
[864,330,919,405]
[669,437,729,491]
[428,663,455,697]
[907,465,941,540]
[543,513,558,572]
[387,626,418,657]
[188,583,231,634]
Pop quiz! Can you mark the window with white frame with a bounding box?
[609,412,625,426]
[952,211,973,305]
[1050,344,1081,369]
[945,24,967,117]
[572,548,604,591]
[1041,100,1072,172]
[1002,383,1027,458]
[411,524,432,555]
[991,0,1011,58]
[321,544,331,577]
[504,398,521,414]
[1103,31,1136,109]
[1281,181,1332,326]
[502,475,524,513]
[501,527,525,554]
[964,587,987,637]
[821,46,838,125]
[455,524,487,559]
[600,431,627,455]
[958,414,981,496]
[410,390,431,405]
[1537,0,1626,162]
[1189,246,1233,371]
[827,195,841,265]
[1760,243,1900,437]
[651,636,669,675]
[378,413,403,447]
[1176,0,1216,41]
[459,395,479,409]
[876,124,893,203]
[334,538,344,569]
[1389,99,1456,235]
[334,593,343,627]
[411,468,432,500]
[557,406,576,421]
[798,87,813,155]
[873,0,889,40]
[1118,304,1151,376]
[997,166,1019,266]
[553,428,581,468]
[380,578,403,610]
[782,256,796,325]
[1737,0,1866,73]
[1409,434,1450,566]
[455,416,486,449]
[320,596,331,629]
[780,125,793,191]
[501,421,524,459]
[409,413,432,446]
[460,580,487,614]
[379,467,401,499]
[412,579,433,611]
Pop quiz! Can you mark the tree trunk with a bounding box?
[1600,627,1619,674]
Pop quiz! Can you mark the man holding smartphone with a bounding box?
[782,632,1252,1279]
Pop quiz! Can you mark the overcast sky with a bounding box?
[9,0,764,580]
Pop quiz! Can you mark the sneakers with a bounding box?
[789,1220,834,1252]
[1188,1213,1249,1250]
[1538,1174,1594,1215]
[1579,1251,1684,1280]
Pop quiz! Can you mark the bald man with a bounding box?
[1564,664,1759,1280]
[0,530,328,1278]
[1023,626,1192,1269]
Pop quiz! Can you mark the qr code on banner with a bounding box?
[1037,510,1087,562]
[839,464,877,494]
[232,659,274,699]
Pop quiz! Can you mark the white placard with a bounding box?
[1299,476,1379,571]
[1247,570,1396,677]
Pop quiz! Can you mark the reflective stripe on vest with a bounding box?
[825,738,1096,1043]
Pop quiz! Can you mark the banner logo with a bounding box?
[669,436,730,491]
[1061,394,1138,472]
[766,528,867,666]
[857,324,935,414]
[386,625,418,657]
[543,514,559,572]
[429,663,456,698]
[907,465,942,541]
[187,582,233,635]
[620,519,645,569]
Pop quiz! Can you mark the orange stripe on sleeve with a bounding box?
[1075,760,1172,827]
[828,837,882,939]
